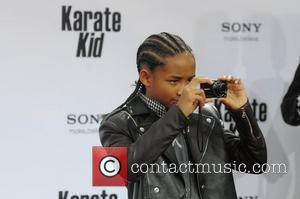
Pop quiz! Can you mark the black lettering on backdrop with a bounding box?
[61,5,122,58]
[62,6,72,31]
[76,32,104,57]
[59,190,118,199]
[67,114,101,125]
[214,98,268,132]
[221,22,262,33]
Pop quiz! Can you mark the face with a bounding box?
[139,53,196,109]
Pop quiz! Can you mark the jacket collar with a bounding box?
[125,95,152,116]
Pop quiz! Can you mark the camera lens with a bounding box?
[212,80,227,97]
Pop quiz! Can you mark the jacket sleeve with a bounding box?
[281,63,300,126]
[99,105,189,182]
[223,101,267,174]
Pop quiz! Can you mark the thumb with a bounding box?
[217,97,226,103]
[217,97,230,107]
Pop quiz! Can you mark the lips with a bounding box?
[171,99,179,104]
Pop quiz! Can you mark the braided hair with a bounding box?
[118,32,194,108]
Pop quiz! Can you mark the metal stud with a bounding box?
[206,118,212,123]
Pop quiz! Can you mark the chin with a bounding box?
[168,100,178,107]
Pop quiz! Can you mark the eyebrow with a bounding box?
[169,75,195,79]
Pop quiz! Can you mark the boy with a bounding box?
[99,32,267,199]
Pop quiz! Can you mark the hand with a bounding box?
[177,76,213,117]
[217,75,248,110]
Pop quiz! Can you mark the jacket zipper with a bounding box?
[197,115,215,199]
[183,130,191,199]
[199,115,215,163]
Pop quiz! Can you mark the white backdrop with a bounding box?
[1,0,300,198]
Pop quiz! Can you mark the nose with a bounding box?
[177,83,185,96]
[177,90,182,96]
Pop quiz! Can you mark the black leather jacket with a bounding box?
[99,96,267,199]
[281,63,300,125]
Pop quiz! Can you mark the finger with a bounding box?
[227,77,242,86]
[218,75,227,81]
[205,98,214,103]
[195,91,206,106]
[217,98,226,104]
[192,89,202,95]
[193,89,206,98]
[233,77,241,84]
[199,89,206,98]
[192,99,199,106]
[227,84,239,89]
[194,96,205,107]
[219,75,241,84]
[226,75,233,82]
[190,76,213,87]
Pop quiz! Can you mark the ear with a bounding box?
[139,67,153,87]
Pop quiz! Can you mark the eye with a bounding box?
[168,80,178,85]
[186,78,193,84]
[188,76,195,82]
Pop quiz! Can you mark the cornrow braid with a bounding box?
[118,32,193,109]
[136,32,193,71]
[117,80,144,109]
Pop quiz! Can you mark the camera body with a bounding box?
[200,80,227,98]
